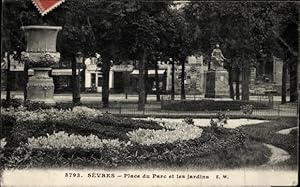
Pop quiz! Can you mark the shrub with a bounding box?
[0,114,16,138]
[55,102,82,110]
[0,99,22,108]
[241,104,254,120]
[24,101,51,111]
[209,111,229,131]
[183,118,194,125]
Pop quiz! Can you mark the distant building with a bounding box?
[1,54,289,95]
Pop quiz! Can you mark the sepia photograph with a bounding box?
[0,0,299,186]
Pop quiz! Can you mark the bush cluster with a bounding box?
[162,100,269,111]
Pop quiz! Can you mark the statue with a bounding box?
[211,44,226,70]
[205,43,230,98]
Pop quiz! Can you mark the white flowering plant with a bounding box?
[27,131,132,150]
[0,138,7,149]
[127,120,203,145]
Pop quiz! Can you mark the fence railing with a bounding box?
[90,101,298,118]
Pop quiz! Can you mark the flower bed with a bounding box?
[1,127,249,169]
[1,106,264,169]
[1,106,162,147]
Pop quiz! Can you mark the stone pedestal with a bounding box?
[21,25,62,105]
[27,68,55,104]
[205,70,230,98]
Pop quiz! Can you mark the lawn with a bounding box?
[238,117,298,169]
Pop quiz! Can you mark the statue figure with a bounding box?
[211,44,226,70]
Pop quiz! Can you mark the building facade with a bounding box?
[1,54,289,96]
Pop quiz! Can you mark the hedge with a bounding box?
[162,100,270,111]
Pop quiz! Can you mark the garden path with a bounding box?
[276,127,298,135]
[138,118,269,128]
[262,143,290,166]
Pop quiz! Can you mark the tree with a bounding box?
[118,1,171,110]
[183,2,298,101]
[159,6,193,100]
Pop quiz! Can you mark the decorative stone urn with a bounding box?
[21,25,62,104]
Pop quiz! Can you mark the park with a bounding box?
[0,1,298,183]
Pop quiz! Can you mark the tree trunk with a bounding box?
[24,62,29,102]
[180,58,186,100]
[144,61,148,104]
[235,68,240,100]
[102,59,110,108]
[171,60,175,100]
[155,61,160,101]
[281,60,288,104]
[6,54,11,101]
[228,66,235,100]
[242,61,250,100]
[289,57,298,102]
[72,55,80,104]
[123,71,129,99]
[102,42,116,108]
[138,49,146,111]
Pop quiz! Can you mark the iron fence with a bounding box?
[90,100,298,119]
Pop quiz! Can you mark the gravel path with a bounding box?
[138,118,269,129]
[277,127,298,135]
[262,143,291,166]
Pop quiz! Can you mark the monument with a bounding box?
[205,44,230,98]
[21,25,62,104]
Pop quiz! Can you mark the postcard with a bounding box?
[1,0,298,186]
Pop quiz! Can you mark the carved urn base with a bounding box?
[26,68,55,105]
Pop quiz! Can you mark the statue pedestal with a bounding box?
[205,70,230,98]
[26,68,55,105]
[21,25,62,105]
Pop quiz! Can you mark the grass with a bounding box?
[238,117,298,169]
